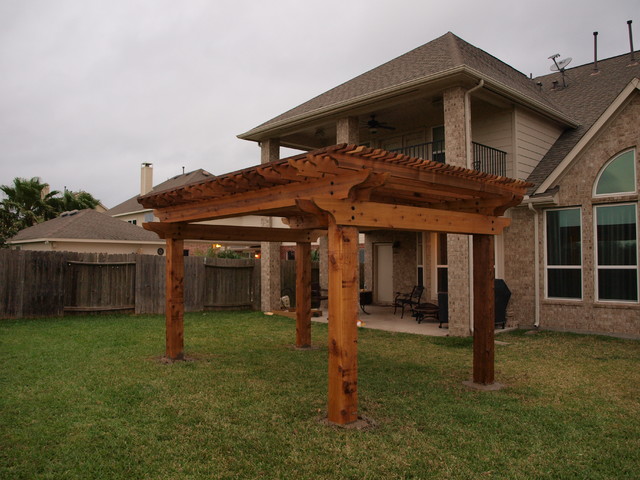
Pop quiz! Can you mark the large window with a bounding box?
[546,208,582,299]
[595,204,638,302]
[592,149,638,302]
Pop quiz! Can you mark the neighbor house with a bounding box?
[8,208,165,255]
[237,31,639,337]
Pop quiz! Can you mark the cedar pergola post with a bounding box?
[471,234,496,385]
[295,242,312,348]
[327,221,359,425]
[165,237,185,360]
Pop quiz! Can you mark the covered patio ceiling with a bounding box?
[139,143,530,425]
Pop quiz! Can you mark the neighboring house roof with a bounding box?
[107,168,214,216]
[239,32,575,141]
[527,52,640,192]
[9,209,162,244]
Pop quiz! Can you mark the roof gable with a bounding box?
[527,52,640,192]
[239,32,568,139]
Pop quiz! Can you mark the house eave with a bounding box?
[238,66,578,143]
[8,238,166,246]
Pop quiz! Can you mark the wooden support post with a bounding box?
[165,237,185,360]
[472,234,495,385]
[295,242,312,348]
[327,221,359,425]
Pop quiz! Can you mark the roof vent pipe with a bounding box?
[593,32,599,72]
[628,20,636,63]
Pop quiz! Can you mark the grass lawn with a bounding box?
[1,311,638,479]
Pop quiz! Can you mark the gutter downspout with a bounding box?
[464,79,484,333]
[465,79,485,169]
[527,201,541,328]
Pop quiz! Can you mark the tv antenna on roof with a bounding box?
[548,53,572,87]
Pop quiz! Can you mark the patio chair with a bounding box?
[393,285,424,318]
[412,301,439,324]
[311,282,328,309]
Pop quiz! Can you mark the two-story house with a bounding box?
[238,31,639,337]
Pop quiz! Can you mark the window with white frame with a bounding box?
[593,149,638,302]
[545,208,582,299]
[595,204,638,302]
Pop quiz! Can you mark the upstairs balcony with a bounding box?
[390,141,507,177]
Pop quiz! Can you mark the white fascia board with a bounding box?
[9,238,165,246]
[111,209,153,218]
[535,78,640,195]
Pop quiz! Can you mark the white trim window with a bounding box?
[545,208,582,299]
[593,149,637,197]
[594,203,638,302]
[592,149,638,303]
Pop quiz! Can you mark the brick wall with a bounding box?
[507,92,640,337]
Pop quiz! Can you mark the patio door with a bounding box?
[374,243,394,304]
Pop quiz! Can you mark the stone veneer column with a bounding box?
[260,138,282,311]
[336,116,359,145]
[443,87,472,336]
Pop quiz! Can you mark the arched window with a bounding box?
[594,149,636,196]
[593,149,638,302]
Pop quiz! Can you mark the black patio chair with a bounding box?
[311,282,328,309]
[393,285,424,318]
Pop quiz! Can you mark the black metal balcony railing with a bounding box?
[390,141,445,164]
[472,142,507,177]
[389,141,507,177]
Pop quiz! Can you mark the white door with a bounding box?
[374,243,394,304]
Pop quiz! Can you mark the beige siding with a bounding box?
[514,108,564,180]
[472,108,514,176]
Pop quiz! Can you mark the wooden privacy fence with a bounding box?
[0,250,260,319]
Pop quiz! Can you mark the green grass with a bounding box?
[1,312,638,479]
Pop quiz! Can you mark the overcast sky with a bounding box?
[1,0,637,208]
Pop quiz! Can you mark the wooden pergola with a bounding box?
[139,144,529,425]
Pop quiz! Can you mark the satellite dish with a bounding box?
[550,57,572,71]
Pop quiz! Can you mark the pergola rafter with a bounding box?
[138,143,531,426]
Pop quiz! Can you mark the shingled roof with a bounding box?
[107,168,214,216]
[527,51,640,192]
[239,32,574,140]
[9,209,161,243]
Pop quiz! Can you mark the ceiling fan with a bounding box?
[364,114,395,134]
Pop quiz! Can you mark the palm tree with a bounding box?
[52,189,100,213]
[0,177,59,228]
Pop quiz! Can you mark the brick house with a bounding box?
[239,32,640,337]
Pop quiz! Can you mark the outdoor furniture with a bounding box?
[438,292,449,328]
[393,285,424,318]
[359,290,372,314]
[311,283,328,309]
[411,302,439,324]
[494,279,511,329]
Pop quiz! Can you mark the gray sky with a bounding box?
[1,0,637,208]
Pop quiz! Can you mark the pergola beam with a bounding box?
[149,171,373,223]
[295,242,312,348]
[312,198,511,235]
[144,222,323,243]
